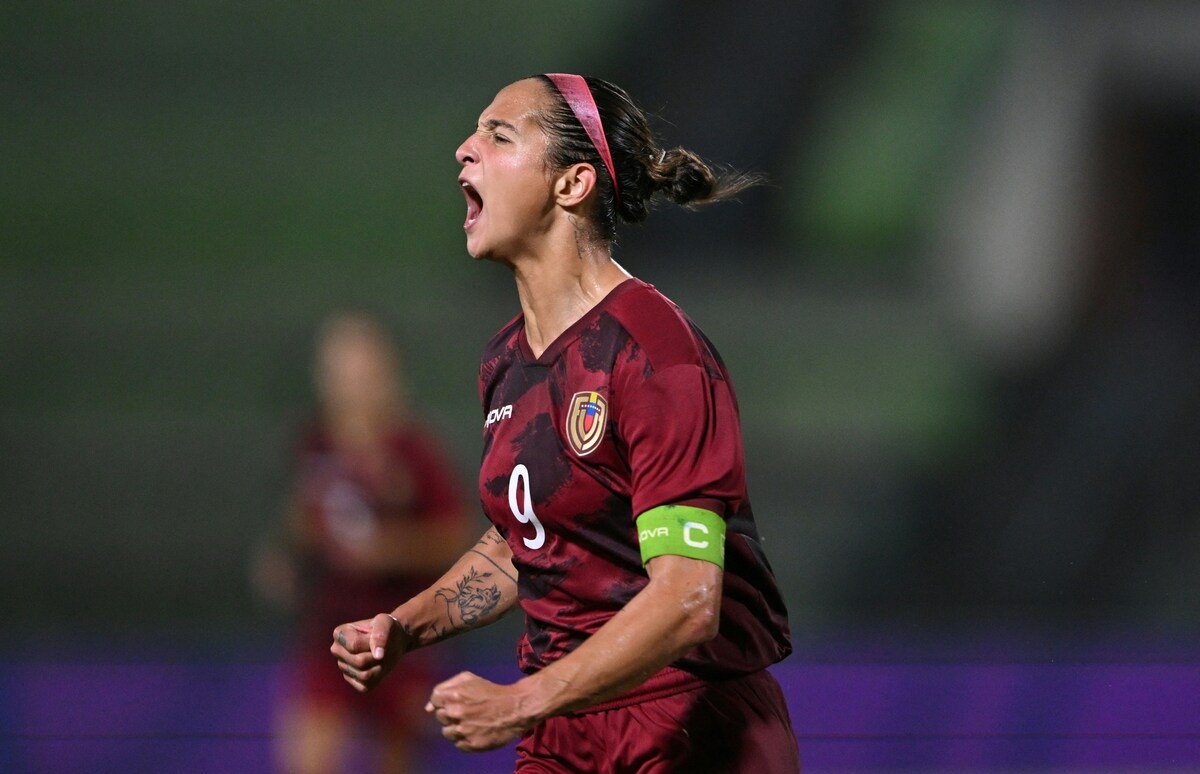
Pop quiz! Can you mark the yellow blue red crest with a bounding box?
[565,391,608,456]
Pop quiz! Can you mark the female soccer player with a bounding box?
[330,74,798,773]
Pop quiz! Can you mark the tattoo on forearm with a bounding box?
[468,548,518,585]
[434,565,503,629]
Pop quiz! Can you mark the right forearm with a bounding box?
[392,527,519,648]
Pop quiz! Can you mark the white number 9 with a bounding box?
[508,464,546,550]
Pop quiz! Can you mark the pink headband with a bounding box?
[544,73,620,204]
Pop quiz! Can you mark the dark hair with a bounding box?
[532,74,763,242]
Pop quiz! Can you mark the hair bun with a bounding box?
[655,148,717,207]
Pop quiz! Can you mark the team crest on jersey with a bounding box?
[565,391,608,456]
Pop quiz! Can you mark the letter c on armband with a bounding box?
[683,521,710,549]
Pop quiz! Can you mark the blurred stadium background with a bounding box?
[2,1,1198,772]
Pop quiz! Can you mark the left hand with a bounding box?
[425,671,537,752]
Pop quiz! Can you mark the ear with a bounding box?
[552,163,598,208]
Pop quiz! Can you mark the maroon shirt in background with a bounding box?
[285,422,467,723]
[295,423,466,629]
[478,278,791,680]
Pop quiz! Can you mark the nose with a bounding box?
[455,135,476,166]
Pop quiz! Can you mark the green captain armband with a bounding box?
[636,505,726,568]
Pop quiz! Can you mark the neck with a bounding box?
[508,223,631,358]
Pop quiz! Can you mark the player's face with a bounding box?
[455,79,557,262]
[317,334,398,416]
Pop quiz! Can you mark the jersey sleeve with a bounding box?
[616,361,746,521]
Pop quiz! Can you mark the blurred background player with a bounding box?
[253,312,473,774]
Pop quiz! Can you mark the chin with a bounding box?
[465,236,507,264]
[465,238,489,262]
[463,232,483,259]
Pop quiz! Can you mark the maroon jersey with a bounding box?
[478,278,791,679]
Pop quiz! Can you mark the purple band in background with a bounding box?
[3,645,1198,772]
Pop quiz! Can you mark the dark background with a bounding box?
[3,0,1198,653]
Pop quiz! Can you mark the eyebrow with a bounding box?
[480,118,520,134]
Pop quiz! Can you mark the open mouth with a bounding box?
[460,179,483,229]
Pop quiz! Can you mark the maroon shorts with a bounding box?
[514,669,800,773]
